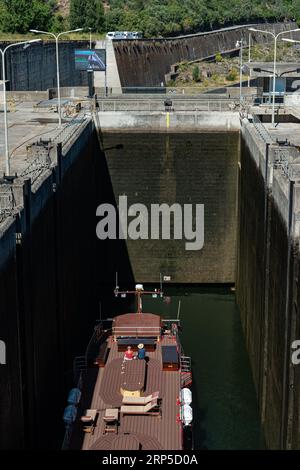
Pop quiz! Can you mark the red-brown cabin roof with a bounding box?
[112,313,161,337]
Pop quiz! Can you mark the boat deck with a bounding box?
[81,335,182,450]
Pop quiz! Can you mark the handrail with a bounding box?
[96,98,239,113]
[62,322,111,450]
[252,114,274,144]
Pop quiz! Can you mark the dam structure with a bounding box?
[1,22,300,451]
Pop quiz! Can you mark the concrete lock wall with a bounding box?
[237,120,300,449]
[113,22,297,87]
[100,131,239,283]
[0,121,106,449]
[0,220,24,449]
[0,41,89,91]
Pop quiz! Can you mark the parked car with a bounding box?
[106,31,143,40]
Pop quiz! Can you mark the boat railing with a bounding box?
[72,323,111,378]
[62,323,111,450]
[162,319,192,388]
[113,326,161,337]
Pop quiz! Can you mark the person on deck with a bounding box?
[137,343,146,360]
[124,346,134,361]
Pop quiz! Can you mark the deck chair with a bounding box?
[121,399,160,415]
[122,391,159,405]
[103,408,119,434]
[81,409,97,434]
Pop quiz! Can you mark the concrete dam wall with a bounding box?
[113,22,297,87]
[0,40,89,91]
[237,121,300,449]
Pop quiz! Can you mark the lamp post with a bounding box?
[236,39,245,106]
[30,28,83,127]
[249,27,300,128]
[282,37,300,48]
[88,28,92,49]
[0,39,41,176]
[248,32,252,87]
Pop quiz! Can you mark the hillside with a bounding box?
[168,42,300,92]
[57,0,70,16]
[0,1,300,37]
[100,0,300,37]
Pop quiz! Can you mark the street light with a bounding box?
[249,27,300,127]
[0,39,41,176]
[236,39,246,106]
[30,28,83,127]
[87,28,93,49]
[248,32,252,87]
[282,37,300,46]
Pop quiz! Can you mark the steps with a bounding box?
[180,355,192,387]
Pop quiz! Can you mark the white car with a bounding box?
[106,31,127,40]
[106,31,143,40]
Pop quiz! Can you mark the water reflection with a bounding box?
[142,285,264,450]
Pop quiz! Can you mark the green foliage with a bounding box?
[226,67,238,81]
[192,65,200,82]
[51,13,67,33]
[215,52,223,62]
[0,0,55,34]
[166,79,176,86]
[101,0,300,37]
[178,61,188,72]
[69,0,105,32]
[1,0,300,37]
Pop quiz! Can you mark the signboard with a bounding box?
[75,49,106,71]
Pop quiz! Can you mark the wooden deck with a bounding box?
[81,335,182,450]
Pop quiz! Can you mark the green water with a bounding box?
[142,286,264,450]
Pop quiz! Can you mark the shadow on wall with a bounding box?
[0,128,134,450]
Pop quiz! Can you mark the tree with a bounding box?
[85,0,105,32]
[192,65,200,82]
[69,0,84,30]
[70,0,104,32]
[0,0,55,33]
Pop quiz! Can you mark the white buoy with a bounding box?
[181,404,193,426]
[181,387,192,405]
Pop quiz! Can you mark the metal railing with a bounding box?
[96,98,239,113]
[20,151,52,185]
[52,112,89,152]
[161,319,192,389]
[0,186,16,222]
[252,114,274,144]
[62,323,110,450]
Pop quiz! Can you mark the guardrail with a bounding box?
[0,186,16,222]
[96,99,239,112]
[52,112,89,152]
[0,110,90,226]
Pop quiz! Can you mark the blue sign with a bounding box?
[75,49,106,71]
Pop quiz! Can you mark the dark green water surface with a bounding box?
[143,286,264,450]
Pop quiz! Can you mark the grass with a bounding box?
[0,32,106,42]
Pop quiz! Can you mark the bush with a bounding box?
[215,52,223,62]
[192,65,200,82]
[226,68,238,81]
